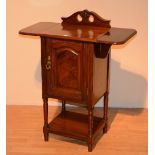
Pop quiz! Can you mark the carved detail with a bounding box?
[56,48,79,89]
[61,10,111,28]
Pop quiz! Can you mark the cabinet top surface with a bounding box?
[19,10,137,45]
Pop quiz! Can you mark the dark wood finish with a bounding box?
[88,106,94,152]
[91,44,111,106]
[43,98,49,141]
[19,24,136,44]
[61,10,111,28]
[19,22,110,43]
[19,10,137,152]
[45,39,86,102]
[62,100,66,112]
[103,92,109,133]
[48,111,104,141]
[97,27,137,45]
[103,51,111,133]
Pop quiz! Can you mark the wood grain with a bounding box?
[49,111,103,142]
[19,22,136,44]
[7,105,147,155]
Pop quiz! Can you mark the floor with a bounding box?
[6,105,148,155]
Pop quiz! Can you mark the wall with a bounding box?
[7,0,148,108]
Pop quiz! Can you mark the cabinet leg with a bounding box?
[103,92,109,133]
[62,100,66,112]
[88,106,94,152]
[43,98,49,141]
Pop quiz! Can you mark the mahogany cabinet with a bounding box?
[19,10,137,152]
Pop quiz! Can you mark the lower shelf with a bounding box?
[48,111,105,142]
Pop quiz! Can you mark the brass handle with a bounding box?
[45,56,51,70]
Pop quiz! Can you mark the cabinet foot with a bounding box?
[43,125,49,141]
[103,122,108,134]
[88,143,93,152]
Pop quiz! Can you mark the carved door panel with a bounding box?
[46,39,86,102]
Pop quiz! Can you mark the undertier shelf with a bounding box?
[49,111,105,141]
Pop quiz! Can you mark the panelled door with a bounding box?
[45,39,86,102]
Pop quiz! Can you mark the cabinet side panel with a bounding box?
[92,44,111,105]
